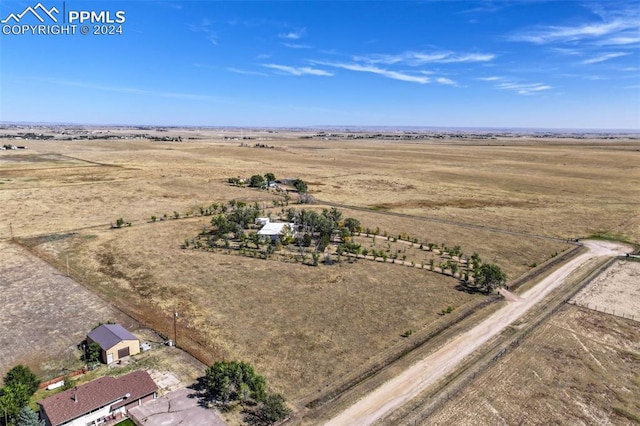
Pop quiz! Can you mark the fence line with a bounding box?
[397,257,618,425]
[567,300,638,323]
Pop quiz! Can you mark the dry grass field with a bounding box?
[427,304,640,425]
[1,130,638,415]
[571,259,640,321]
[0,240,134,379]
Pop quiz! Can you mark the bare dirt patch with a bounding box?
[427,305,640,425]
[571,259,640,321]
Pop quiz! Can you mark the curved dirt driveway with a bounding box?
[325,240,631,426]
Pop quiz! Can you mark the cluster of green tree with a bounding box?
[247,172,276,188]
[291,179,307,193]
[474,263,507,293]
[209,202,263,241]
[0,365,42,426]
[291,209,361,256]
[228,172,311,193]
[203,361,289,425]
[336,241,362,255]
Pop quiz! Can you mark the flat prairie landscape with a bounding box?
[0,129,638,416]
[427,304,640,425]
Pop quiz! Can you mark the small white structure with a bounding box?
[255,217,270,226]
[257,222,295,241]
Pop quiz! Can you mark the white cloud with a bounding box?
[278,28,306,40]
[227,67,268,76]
[479,76,552,95]
[315,61,431,84]
[551,47,582,56]
[582,52,629,64]
[282,43,311,49]
[262,64,333,76]
[436,77,457,86]
[48,79,215,101]
[597,35,640,46]
[510,17,640,44]
[496,82,552,95]
[355,51,495,66]
[189,19,219,46]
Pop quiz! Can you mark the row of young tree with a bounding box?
[191,199,508,292]
[0,365,43,426]
[203,361,289,425]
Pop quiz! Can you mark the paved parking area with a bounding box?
[129,388,226,426]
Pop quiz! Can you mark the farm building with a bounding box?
[255,217,270,226]
[38,370,157,426]
[257,222,295,241]
[87,324,140,364]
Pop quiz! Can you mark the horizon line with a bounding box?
[1,121,639,134]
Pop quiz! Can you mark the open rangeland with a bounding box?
[426,304,640,425]
[1,131,638,418]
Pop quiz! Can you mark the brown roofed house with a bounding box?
[87,324,140,364]
[38,370,157,426]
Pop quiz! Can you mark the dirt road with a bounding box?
[325,240,630,426]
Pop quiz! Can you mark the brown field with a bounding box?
[427,305,640,425]
[571,259,640,321]
[1,131,638,415]
[0,240,134,379]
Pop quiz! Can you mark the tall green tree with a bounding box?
[86,342,102,364]
[252,393,290,425]
[3,366,39,397]
[0,382,30,426]
[204,361,266,404]
[343,218,361,234]
[292,179,308,193]
[15,406,44,426]
[475,263,506,293]
[249,175,265,188]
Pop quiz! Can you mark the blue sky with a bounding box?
[1,0,639,129]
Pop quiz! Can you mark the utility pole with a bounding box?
[66,255,70,277]
[9,222,13,240]
[173,309,178,347]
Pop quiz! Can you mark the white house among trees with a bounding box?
[257,222,295,241]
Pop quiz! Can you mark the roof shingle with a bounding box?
[87,324,138,350]
[39,371,157,426]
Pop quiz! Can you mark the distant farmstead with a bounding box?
[38,370,157,426]
[87,324,140,364]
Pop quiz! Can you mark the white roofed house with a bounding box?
[257,222,295,242]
